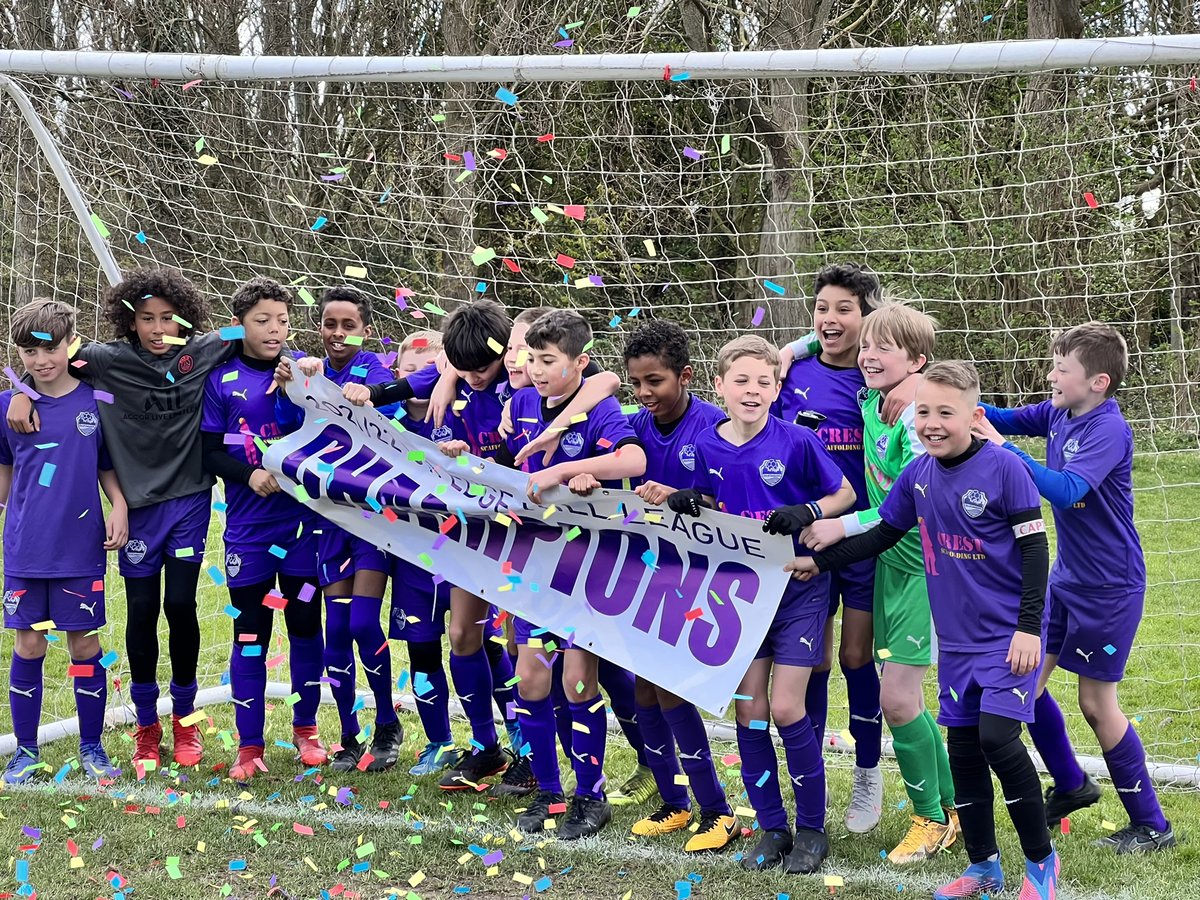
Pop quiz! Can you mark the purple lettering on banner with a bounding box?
[584,530,652,617]
[631,541,708,647]
[687,561,758,666]
[548,534,591,597]
[503,520,565,572]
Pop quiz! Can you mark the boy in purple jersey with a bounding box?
[668,335,855,875]
[7,269,239,769]
[620,320,739,853]
[499,310,648,840]
[1,300,129,783]
[773,262,886,834]
[974,322,1173,853]
[275,286,404,773]
[200,278,326,781]
[792,361,1059,900]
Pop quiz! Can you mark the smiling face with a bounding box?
[859,330,925,394]
[19,338,73,391]
[527,341,586,399]
[814,284,865,367]
[1047,350,1107,413]
[237,298,290,361]
[504,321,533,390]
[914,378,980,459]
[132,296,182,356]
[319,300,372,370]
[715,354,781,428]
[627,353,691,423]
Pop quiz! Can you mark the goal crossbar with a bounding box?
[2,35,1200,83]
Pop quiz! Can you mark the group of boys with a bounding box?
[0,262,1174,899]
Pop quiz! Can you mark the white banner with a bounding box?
[264,373,795,715]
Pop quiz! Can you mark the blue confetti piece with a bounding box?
[475,281,487,293]
[219,325,246,341]
[535,876,552,893]
[351,861,370,873]
[207,565,226,586]
[1103,644,1117,655]
[469,738,485,751]
[763,279,786,295]
[641,549,657,568]
[31,331,53,340]
[38,462,56,487]
[229,860,247,871]
[241,644,262,657]
[268,544,287,559]
[749,718,769,730]
[99,650,119,669]
[396,670,411,690]
[669,71,691,81]
[311,216,328,231]
[675,881,692,900]
[496,87,519,106]
[350,365,369,377]
[755,770,770,787]
[135,230,147,244]
[414,672,432,695]
[213,500,228,513]
[224,604,240,618]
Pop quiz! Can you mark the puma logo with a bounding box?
[1116,780,1143,794]
[458,693,475,704]
[678,749,703,761]
[850,713,881,725]
[906,634,925,649]
[328,664,352,676]
[1050,430,1058,440]
[790,774,805,787]
[1075,648,1094,662]
[708,467,724,480]
[78,602,97,615]
[914,483,929,498]
[1011,688,1030,704]
[645,744,667,757]
[903,778,926,792]
[795,387,811,400]
[798,636,813,650]
[9,686,35,697]
[75,687,103,698]
[571,749,588,763]
[363,664,383,676]
[232,390,249,400]
[231,696,255,708]
[415,693,437,705]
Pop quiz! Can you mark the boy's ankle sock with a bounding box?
[804,669,831,748]
[169,679,197,719]
[287,633,324,728]
[130,681,160,727]
[889,715,946,821]
[777,716,826,831]
[636,701,688,809]
[842,662,882,769]
[9,654,46,747]
[449,647,497,749]
[230,646,268,746]
[663,702,730,815]
[1028,691,1086,793]
[518,694,563,794]
[568,697,609,799]
[736,721,788,832]
[922,709,956,808]
[71,651,107,744]
[350,596,396,726]
[1103,724,1169,831]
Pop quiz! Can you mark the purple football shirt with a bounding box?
[1005,399,1144,594]
[202,357,318,545]
[404,364,513,459]
[881,441,1042,652]
[629,395,726,489]
[773,356,869,511]
[0,386,112,577]
[506,382,639,482]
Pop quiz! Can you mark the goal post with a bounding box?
[1,37,1198,785]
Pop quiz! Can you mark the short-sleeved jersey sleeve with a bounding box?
[879,463,920,533]
[404,364,441,401]
[0,393,13,466]
[200,370,226,433]
[586,396,639,453]
[1059,414,1127,491]
[1005,400,1055,438]
[999,449,1043,513]
[690,441,714,497]
[795,428,848,500]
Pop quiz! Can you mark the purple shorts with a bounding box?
[225,527,319,588]
[514,615,563,647]
[1047,582,1142,683]
[827,557,876,615]
[389,558,449,642]
[936,648,1041,727]
[3,575,106,631]
[121,490,212,577]
[756,599,829,668]
[316,525,389,587]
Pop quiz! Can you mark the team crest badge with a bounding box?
[561,431,585,458]
[1063,438,1081,461]
[875,433,889,456]
[678,443,697,471]
[226,552,242,578]
[431,424,453,443]
[961,489,988,519]
[759,458,786,487]
[76,411,99,436]
[177,354,194,374]
[2,591,20,615]
[124,539,148,565]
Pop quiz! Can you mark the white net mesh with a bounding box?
[1,60,1198,772]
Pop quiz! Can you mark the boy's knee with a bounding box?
[13,630,48,659]
[881,694,920,727]
[516,664,550,702]
[448,621,482,655]
[66,632,101,659]
[839,645,873,670]
[977,713,1022,758]
[634,678,658,707]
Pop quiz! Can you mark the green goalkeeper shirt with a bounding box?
[846,389,927,575]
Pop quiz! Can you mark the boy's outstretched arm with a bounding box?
[763,477,856,535]
[99,468,129,550]
[525,444,647,502]
[514,371,622,467]
[974,415,1091,508]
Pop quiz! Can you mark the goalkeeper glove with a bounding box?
[667,489,711,518]
[762,502,823,535]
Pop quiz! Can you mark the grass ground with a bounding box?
[0,448,1197,898]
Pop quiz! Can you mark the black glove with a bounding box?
[667,488,710,517]
[762,503,820,535]
[794,410,827,431]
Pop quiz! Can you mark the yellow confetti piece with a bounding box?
[643,239,656,257]
[568,413,588,424]
[197,841,206,852]
[877,648,892,659]
[645,513,662,523]
[304,856,318,871]
[734,805,756,818]
[824,875,844,887]
[70,857,83,869]
[545,203,564,215]
[673,774,690,786]
[452,400,468,411]
[409,871,425,887]
[31,620,55,631]
[162,335,186,346]
[516,349,529,366]
[495,513,512,527]
[574,277,592,289]
[196,154,218,166]
[344,265,368,278]
[570,721,590,734]
[67,336,82,358]
[487,336,505,354]
[541,505,557,520]
[486,866,499,876]
[839,729,855,746]
[179,710,206,727]
[457,852,473,865]
[1102,820,1117,831]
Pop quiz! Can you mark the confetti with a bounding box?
[1084,191,1099,209]
[344,265,368,278]
[763,279,786,295]
[496,87,519,106]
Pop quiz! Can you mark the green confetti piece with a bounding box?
[194,137,205,153]
[721,134,731,154]
[423,302,447,316]
[356,841,376,858]
[565,20,584,28]
[344,334,364,346]
[455,170,472,183]
[471,247,497,266]
[407,450,426,463]
[90,213,110,238]
[565,526,581,541]
[627,6,641,16]
[431,114,446,122]
[531,207,550,224]
[297,287,316,306]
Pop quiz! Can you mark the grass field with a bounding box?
[0,449,1197,898]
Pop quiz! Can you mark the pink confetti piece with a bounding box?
[181,78,203,91]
